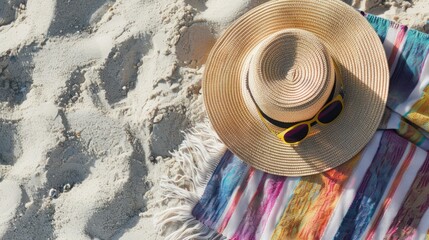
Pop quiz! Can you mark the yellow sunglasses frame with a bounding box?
[258,93,344,145]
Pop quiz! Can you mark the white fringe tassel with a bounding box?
[155,121,227,240]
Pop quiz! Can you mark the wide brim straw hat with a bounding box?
[203,0,389,176]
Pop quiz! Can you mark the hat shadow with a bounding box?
[293,62,386,178]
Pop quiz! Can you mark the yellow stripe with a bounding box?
[271,153,361,240]
[406,85,429,132]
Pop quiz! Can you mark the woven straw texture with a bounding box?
[248,29,336,123]
[203,0,389,176]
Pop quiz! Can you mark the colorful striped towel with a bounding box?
[157,13,429,240]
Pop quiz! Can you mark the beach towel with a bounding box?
[157,12,429,240]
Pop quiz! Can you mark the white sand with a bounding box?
[0,0,427,239]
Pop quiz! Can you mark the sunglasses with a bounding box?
[258,84,344,145]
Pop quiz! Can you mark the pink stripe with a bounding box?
[255,176,286,239]
[230,174,286,240]
[388,24,407,68]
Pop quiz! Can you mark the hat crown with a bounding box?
[248,29,335,123]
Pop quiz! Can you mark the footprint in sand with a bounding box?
[176,22,216,68]
[56,67,86,108]
[45,140,94,192]
[151,110,190,158]
[0,46,35,106]
[100,36,151,105]
[0,120,22,166]
[47,0,115,36]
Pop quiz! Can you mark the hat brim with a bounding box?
[203,0,389,176]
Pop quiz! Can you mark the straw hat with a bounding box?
[203,0,389,176]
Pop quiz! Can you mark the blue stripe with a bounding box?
[192,150,250,228]
[333,131,408,240]
[388,28,429,108]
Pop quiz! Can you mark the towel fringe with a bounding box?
[155,121,226,239]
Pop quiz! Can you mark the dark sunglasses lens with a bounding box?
[318,100,343,124]
[283,124,309,143]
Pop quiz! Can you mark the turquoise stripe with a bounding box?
[365,13,390,42]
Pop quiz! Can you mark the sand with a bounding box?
[0,0,427,239]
